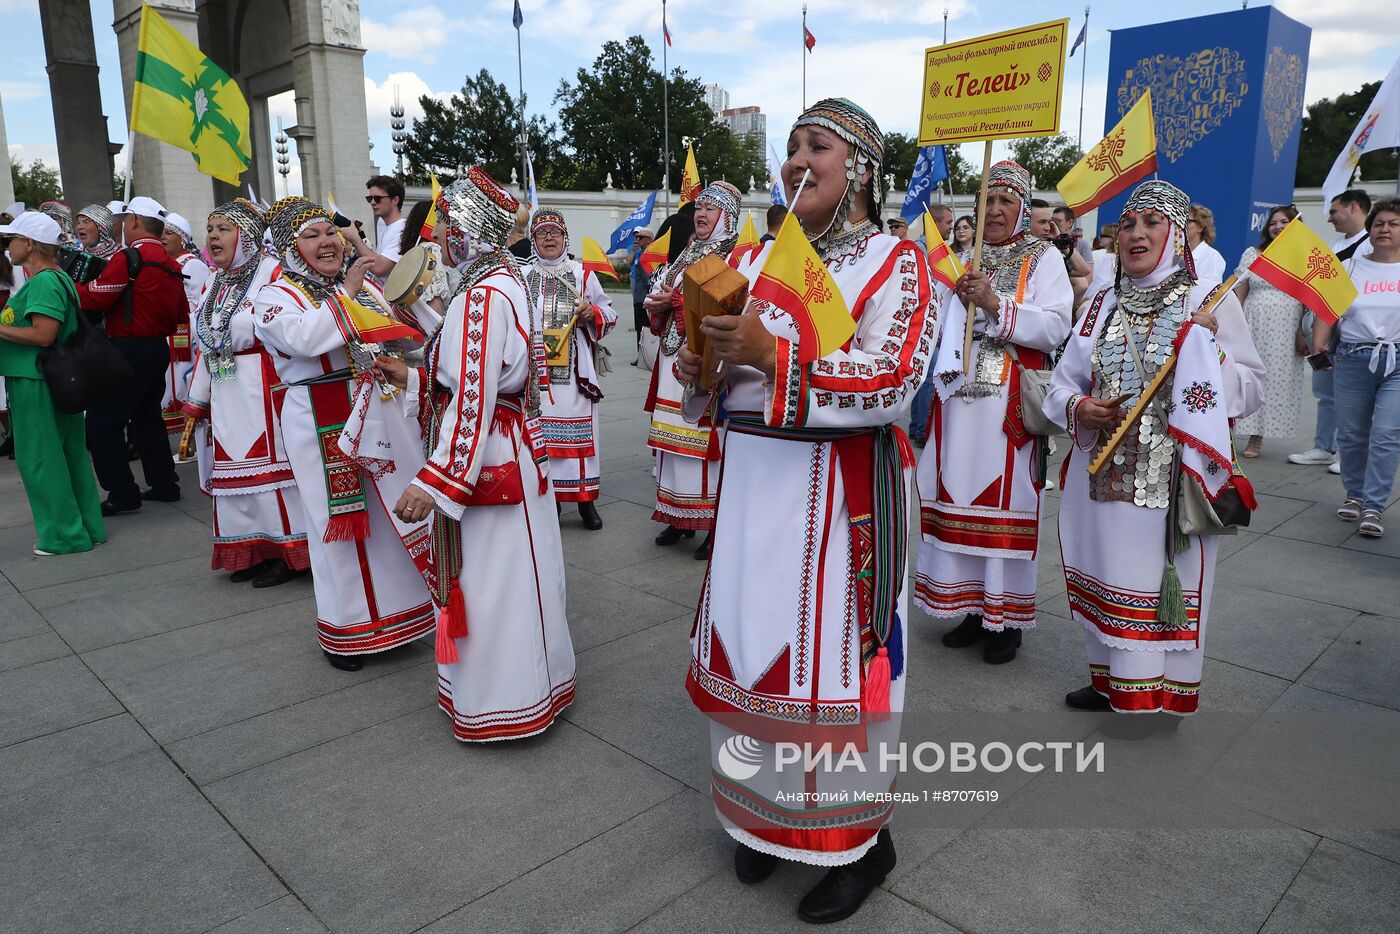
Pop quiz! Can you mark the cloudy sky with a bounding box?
[2,0,1396,195]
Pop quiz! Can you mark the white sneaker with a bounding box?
[1287,447,1336,465]
[1329,461,1342,474]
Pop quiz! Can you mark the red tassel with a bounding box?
[1232,475,1258,511]
[323,511,370,543]
[435,605,459,664]
[861,647,891,717]
[446,581,468,639]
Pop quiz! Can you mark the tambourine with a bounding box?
[383,244,437,306]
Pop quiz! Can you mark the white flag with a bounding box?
[524,149,538,224]
[1323,55,1400,207]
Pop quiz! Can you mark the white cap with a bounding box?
[165,212,193,240]
[120,196,168,221]
[0,211,64,245]
[106,200,125,215]
[2,201,24,218]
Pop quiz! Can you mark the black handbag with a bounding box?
[36,271,133,414]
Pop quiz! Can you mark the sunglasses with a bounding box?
[365,195,387,204]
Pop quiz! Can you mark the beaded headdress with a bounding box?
[437,166,519,265]
[265,196,340,291]
[76,203,118,256]
[530,208,567,240]
[210,198,267,272]
[1120,179,1197,281]
[979,160,1033,238]
[695,181,742,238]
[790,97,885,250]
[39,199,74,244]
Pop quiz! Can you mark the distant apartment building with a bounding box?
[721,105,767,158]
[703,83,730,116]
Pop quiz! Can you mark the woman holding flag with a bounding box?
[677,98,935,924]
[524,208,618,528]
[642,182,742,558]
[915,160,1073,665]
[252,197,436,671]
[1046,179,1262,716]
[180,198,309,588]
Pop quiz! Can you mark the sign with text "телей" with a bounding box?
[917,19,1069,146]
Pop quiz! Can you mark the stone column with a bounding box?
[37,0,116,209]
[111,0,215,223]
[0,92,16,209]
[288,0,373,227]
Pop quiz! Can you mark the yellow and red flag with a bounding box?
[732,212,762,265]
[922,209,965,291]
[580,236,620,281]
[1249,217,1358,324]
[639,227,672,275]
[750,214,855,364]
[678,142,702,208]
[419,173,441,242]
[338,294,420,343]
[1056,90,1158,216]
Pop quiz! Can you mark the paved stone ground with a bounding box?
[3,317,1400,933]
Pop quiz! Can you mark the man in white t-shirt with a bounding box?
[1290,188,1372,468]
[341,174,404,281]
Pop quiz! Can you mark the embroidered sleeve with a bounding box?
[75,252,129,309]
[182,347,212,419]
[1045,312,1098,447]
[765,241,936,430]
[252,283,354,359]
[412,287,508,519]
[993,252,1073,352]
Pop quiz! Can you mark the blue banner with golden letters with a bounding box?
[1100,7,1310,277]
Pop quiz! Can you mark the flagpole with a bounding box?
[802,5,808,110]
[662,0,671,214]
[1077,6,1089,151]
[123,130,134,203]
[515,12,527,204]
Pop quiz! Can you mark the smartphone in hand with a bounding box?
[1307,351,1332,371]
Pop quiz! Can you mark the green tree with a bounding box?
[1296,81,1398,187]
[10,159,62,205]
[881,135,979,201]
[553,36,764,192]
[1008,133,1083,192]
[404,68,562,188]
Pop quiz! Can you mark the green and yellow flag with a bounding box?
[131,3,251,184]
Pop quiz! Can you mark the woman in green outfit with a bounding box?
[0,212,105,555]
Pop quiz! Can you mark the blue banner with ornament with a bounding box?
[1098,6,1310,277]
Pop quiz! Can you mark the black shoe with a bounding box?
[100,498,141,517]
[578,501,603,530]
[655,525,696,546]
[230,565,260,583]
[0,434,13,458]
[324,651,364,671]
[734,843,778,885]
[252,559,298,588]
[694,532,712,560]
[141,487,181,503]
[941,613,985,648]
[1065,685,1112,711]
[796,828,896,924]
[982,628,1022,664]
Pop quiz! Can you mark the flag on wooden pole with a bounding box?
[678,142,702,207]
[732,212,762,265]
[1248,218,1359,324]
[639,227,672,275]
[580,237,620,281]
[1056,90,1157,216]
[750,214,854,364]
[419,173,441,241]
[922,209,965,291]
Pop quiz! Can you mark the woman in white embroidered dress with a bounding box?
[524,208,617,529]
[181,199,309,588]
[643,183,743,559]
[381,169,576,742]
[1046,180,1263,718]
[914,160,1073,665]
[678,99,935,925]
[253,197,437,671]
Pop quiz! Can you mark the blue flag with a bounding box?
[900,145,949,221]
[607,190,658,254]
[513,0,523,29]
[1069,20,1086,58]
[768,142,787,206]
